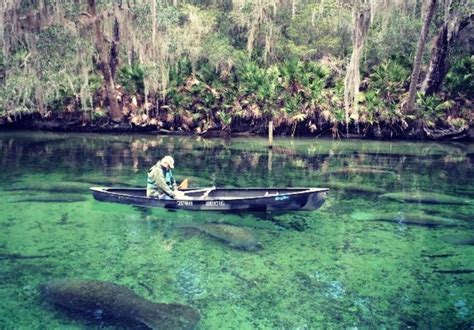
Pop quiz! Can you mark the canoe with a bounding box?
[90,187,329,211]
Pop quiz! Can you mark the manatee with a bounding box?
[434,269,474,274]
[40,279,200,329]
[180,222,262,251]
[0,253,50,260]
[351,211,460,227]
[74,176,140,187]
[325,181,386,194]
[324,168,397,177]
[440,234,474,246]
[10,194,87,203]
[6,181,91,193]
[379,191,471,205]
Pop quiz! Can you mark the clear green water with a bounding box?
[0,131,473,329]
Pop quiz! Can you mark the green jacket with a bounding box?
[147,163,176,197]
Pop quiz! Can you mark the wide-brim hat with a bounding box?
[161,155,175,168]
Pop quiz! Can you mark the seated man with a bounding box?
[147,156,186,199]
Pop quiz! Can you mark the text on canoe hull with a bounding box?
[176,200,226,207]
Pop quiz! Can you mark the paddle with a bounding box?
[177,178,189,190]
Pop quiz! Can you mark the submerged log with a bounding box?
[379,191,472,205]
[179,222,262,251]
[40,279,200,329]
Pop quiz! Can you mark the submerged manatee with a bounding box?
[180,222,262,251]
[40,279,200,329]
[325,181,386,194]
[351,211,460,227]
[7,182,90,193]
[440,234,474,246]
[379,191,471,205]
[324,167,397,177]
[10,194,87,203]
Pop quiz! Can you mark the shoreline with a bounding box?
[0,115,472,141]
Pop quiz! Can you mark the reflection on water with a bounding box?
[0,130,473,328]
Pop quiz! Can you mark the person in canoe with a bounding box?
[147,156,187,199]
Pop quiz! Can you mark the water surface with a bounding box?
[0,131,473,328]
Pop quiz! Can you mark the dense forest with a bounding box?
[0,0,472,139]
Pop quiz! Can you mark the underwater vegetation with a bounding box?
[40,279,200,329]
[178,222,262,251]
[176,263,208,301]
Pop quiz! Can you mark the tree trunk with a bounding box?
[87,0,122,121]
[344,7,371,137]
[109,17,120,79]
[405,0,437,114]
[421,13,473,95]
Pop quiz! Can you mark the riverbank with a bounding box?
[1,112,472,141]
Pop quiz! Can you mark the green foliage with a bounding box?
[359,90,384,125]
[167,89,191,111]
[283,94,303,115]
[169,58,193,88]
[415,93,454,126]
[371,61,409,88]
[444,56,473,97]
[202,34,242,79]
[217,110,232,128]
[0,71,37,115]
[365,9,422,68]
[118,64,145,95]
[158,5,184,26]
[1,0,471,135]
[88,74,103,94]
[368,60,409,107]
[196,61,219,85]
[36,26,79,74]
[238,61,280,115]
[284,2,352,59]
